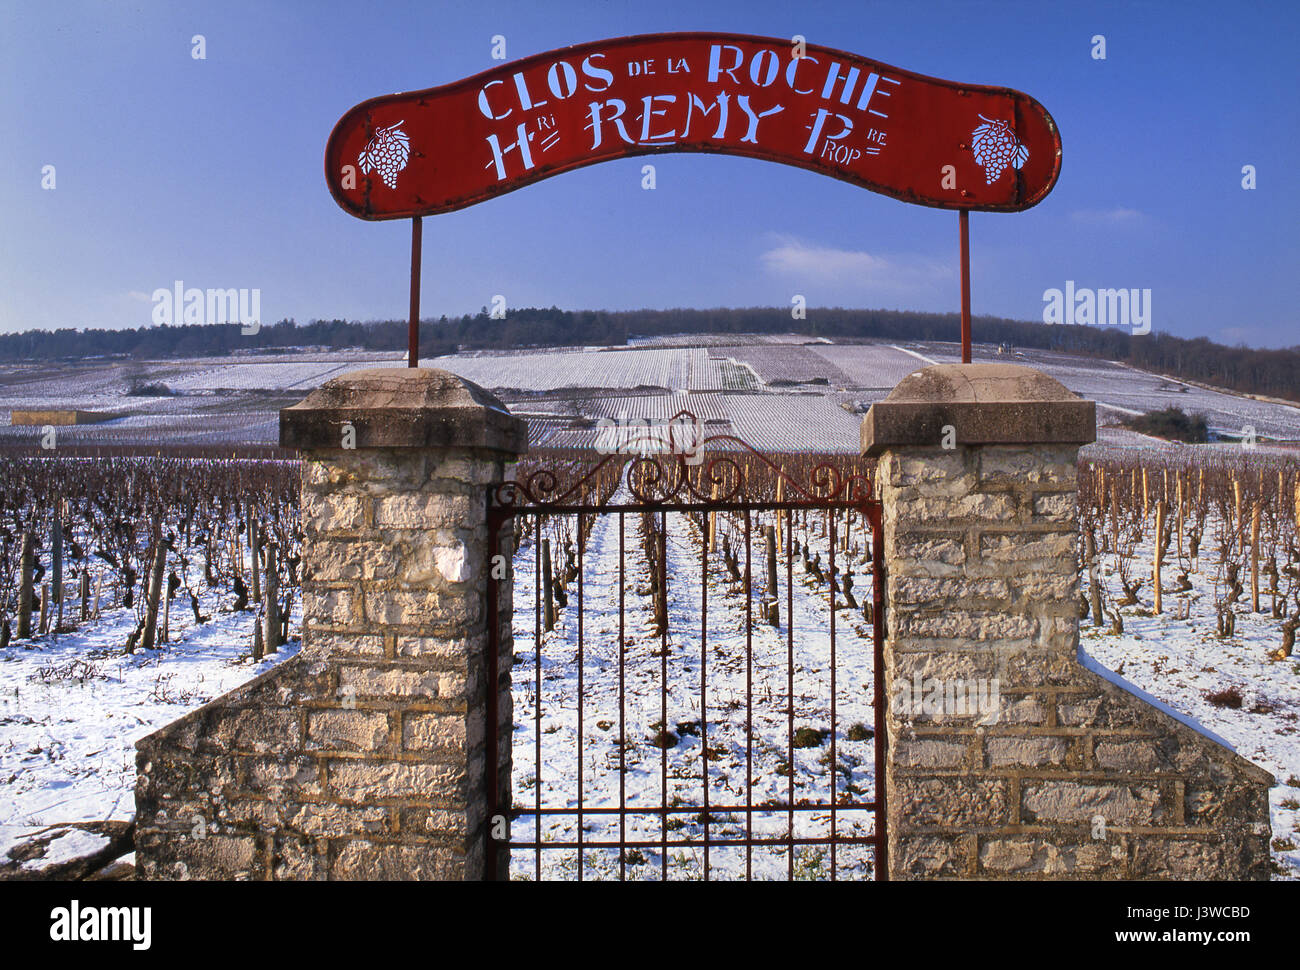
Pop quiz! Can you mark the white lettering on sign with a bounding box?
[478,43,906,182]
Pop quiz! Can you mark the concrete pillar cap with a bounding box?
[861,363,1096,455]
[280,367,527,454]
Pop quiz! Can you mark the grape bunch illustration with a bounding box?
[358,121,411,190]
[970,115,1029,185]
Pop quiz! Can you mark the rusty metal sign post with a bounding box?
[326,32,1061,364]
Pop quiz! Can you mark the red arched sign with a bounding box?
[325,32,1061,219]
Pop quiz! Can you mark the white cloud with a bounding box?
[759,236,953,293]
[1069,207,1144,225]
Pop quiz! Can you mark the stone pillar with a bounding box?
[135,369,526,880]
[862,364,1272,880]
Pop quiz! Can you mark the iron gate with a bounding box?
[485,422,886,881]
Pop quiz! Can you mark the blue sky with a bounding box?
[1,0,1296,347]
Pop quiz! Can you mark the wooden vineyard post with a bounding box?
[231,530,243,587]
[161,576,171,644]
[1251,502,1261,613]
[39,583,50,635]
[250,520,261,604]
[1176,472,1185,560]
[252,613,265,662]
[775,473,784,551]
[1233,477,1242,555]
[541,537,555,633]
[282,588,293,645]
[141,537,165,652]
[764,524,779,627]
[708,484,718,553]
[1154,500,1166,615]
[52,501,63,632]
[18,532,34,640]
[80,571,90,622]
[1110,482,1119,555]
[264,541,280,653]
[1142,467,1149,522]
[1086,531,1103,628]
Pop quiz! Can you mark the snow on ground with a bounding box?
[2,477,1297,879]
[0,590,300,862]
[1078,539,1300,879]
[502,468,1300,879]
[920,342,1300,442]
[427,346,698,393]
[506,481,878,880]
[20,827,109,871]
[5,340,1297,454]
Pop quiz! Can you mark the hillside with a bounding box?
[1,307,1297,404]
[2,335,1298,457]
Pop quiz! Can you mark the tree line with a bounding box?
[1,307,1296,403]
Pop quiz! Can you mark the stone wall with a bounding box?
[865,365,1274,880]
[134,369,525,880]
[134,362,1273,880]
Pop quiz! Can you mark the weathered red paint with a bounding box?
[326,32,1061,220]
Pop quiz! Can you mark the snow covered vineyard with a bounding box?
[2,354,1299,880]
[0,454,303,876]
[506,484,881,880]
[0,600,301,877]
[3,337,1299,455]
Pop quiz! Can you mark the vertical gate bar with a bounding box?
[829,508,838,880]
[700,508,710,880]
[534,516,543,881]
[744,507,753,882]
[786,510,795,881]
[618,512,627,880]
[660,510,668,882]
[576,512,585,881]
[485,509,501,882]
[869,501,888,881]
